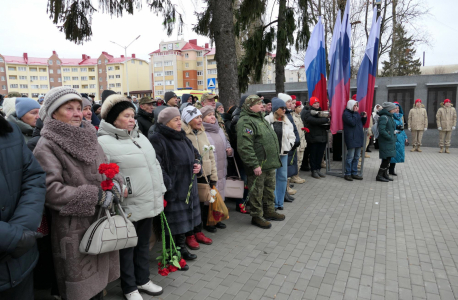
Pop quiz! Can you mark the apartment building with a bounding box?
[0,51,150,100]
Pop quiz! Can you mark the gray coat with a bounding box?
[6,113,34,142]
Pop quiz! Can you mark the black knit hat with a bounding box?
[101,90,116,103]
[263,98,271,104]
[105,101,136,125]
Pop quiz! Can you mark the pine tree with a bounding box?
[381,24,421,77]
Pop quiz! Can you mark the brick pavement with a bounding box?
[36,147,458,300]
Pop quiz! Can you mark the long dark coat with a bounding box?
[149,124,202,235]
[136,108,154,137]
[377,109,397,159]
[342,109,367,149]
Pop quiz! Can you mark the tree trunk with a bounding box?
[210,0,240,107]
[390,0,397,75]
[275,0,287,94]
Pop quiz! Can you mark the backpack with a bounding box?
[372,115,388,139]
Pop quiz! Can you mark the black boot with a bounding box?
[389,163,397,176]
[175,234,197,261]
[376,168,389,182]
[383,168,393,181]
[311,170,321,179]
[316,170,326,178]
[284,193,294,202]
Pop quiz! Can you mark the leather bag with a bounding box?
[79,204,138,255]
[197,163,212,203]
[225,156,244,199]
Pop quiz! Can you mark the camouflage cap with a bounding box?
[201,93,217,102]
[244,95,263,107]
[7,91,21,98]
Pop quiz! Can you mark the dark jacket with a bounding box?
[136,108,154,137]
[342,109,367,149]
[0,121,46,292]
[181,93,193,105]
[149,124,202,235]
[285,110,301,176]
[236,104,281,173]
[377,109,397,159]
[27,118,43,152]
[301,106,329,144]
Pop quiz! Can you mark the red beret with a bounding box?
[352,94,357,100]
[444,99,451,103]
[295,101,302,108]
[310,97,320,106]
[415,99,422,104]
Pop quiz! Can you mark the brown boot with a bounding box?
[410,146,416,152]
[287,179,297,195]
[439,147,444,153]
[251,217,272,229]
[445,147,450,154]
[365,153,370,158]
[264,211,286,221]
[416,146,422,152]
[291,175,306,184]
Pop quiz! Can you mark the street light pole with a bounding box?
[111,35,141,96]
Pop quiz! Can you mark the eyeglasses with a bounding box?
[279,107,287,110]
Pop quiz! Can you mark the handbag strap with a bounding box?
[200,158,210,184]
[231,156,241,179]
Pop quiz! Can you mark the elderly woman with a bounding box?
[6,97,41,141]
[389,103,408,176]
[33,87,122,300]
[216,102,224,114]
[82,97,93,122]
[98,95,165,299]
[181,106,219,240]
[265,98,296,210]
[149,107,202,265]
[376,102,398,182]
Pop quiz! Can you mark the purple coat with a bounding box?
[203,121,232,200]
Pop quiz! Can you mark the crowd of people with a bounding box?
[0,86,456,300]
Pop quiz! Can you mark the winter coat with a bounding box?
[264,113,296,155]
[391,113,407,164]
[203,121,232,199]
[301,106,329,144]
[342,109,367,149]
[27,118,43,151]
[33,119,120,300]
[149,124,202,235]
[97,121,166,222]
[6,113,34,142]
[292,111,307,151]
[182,122,218,182]
[436,103,457,131]
[408,104,428,130]
[136,108,154,137]
[236,105,281,174]
[377,109,397,159]
[0,121,46,292]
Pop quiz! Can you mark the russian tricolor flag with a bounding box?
[304,17,327,110]
[356,7,381,128]
[328,0,352,134]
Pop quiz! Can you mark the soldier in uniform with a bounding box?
[236,95,285,229]
[436,99,456,153]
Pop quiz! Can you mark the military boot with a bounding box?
[445,147,450,154]
[416,146,422,152]
[439,147,444,153]
[410,146,416,152]
[251,217,272,229]
[291,175,306,184]
[287,179,297,195]
[264,211,286,221]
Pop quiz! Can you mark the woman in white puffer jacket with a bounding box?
[98,94,166,300]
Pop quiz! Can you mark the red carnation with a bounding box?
[168,265,178,272]
[108,163,120,173]
[158,268,169,276]
[158,262,163,268]
[301,127,310,133]
[101,179,114,191]
[163,199,167,208]
[95,126,99,131]
[212,211,223,222]
[104,169,118,179]
[179,259,187,268]
[98,163,109,174]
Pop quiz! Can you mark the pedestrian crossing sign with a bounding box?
[207,78,216,89]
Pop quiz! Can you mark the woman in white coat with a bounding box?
[98,95,166,300]
[265,98,296,211]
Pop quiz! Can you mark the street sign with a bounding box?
[207,78,216,89]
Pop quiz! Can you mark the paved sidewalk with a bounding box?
[38,147,458,300]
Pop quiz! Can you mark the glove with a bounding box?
[396,124,404,131]
[424,128,427,131]
[310,110,319,116]
[438,127,442,131]
[453,127,456,130]
[408,128,411,131]
[293,141,300,149]
[11,230,43,258]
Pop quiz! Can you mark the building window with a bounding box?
[81,76,88,81]
[99,69,102,73]
[50,69,54,74]
[197,62,203,67]
[116,83,121,87]
[40,76,47,81]
[109,83,115,88]
[197,71,203,76]
[9,75,17,80]
[155,81,163,86]
[31,85,39,89]
[49,60,53,65]
[105,59,108,64]
[165,71,173,76]
[155,72,163,77]
[427,87,457,128]
[1,76,5,81]
[89,68,95,72]
[18,67,26,71]
[99,77,103,82]
[198,80,203,86]
[197,51,202,57]
[115,66,120,70]
[154,62,162,67]
[80,68,87,72]
[71,68,78,72]
[0,58,3,62]
[90,84,96,88]
[73,85,79,89]
[139,61,142,65]
[82,85,88,89]
[8,67,16,71]
[72,77,79,80]
[107,66,114,71]
[40,85,48,89]
[50,78,54,82]
[10,84,18,88]
[64,85,71,87]
[63,68,70,72]
[98,60,101,64]
[56,60,60,65]
[185,82,190,87]
[0,67,4,72]
[63,76,70,81]
[208,69,217,75]
[185,63,189,68]
[58,78,62,82]
[165,80,174,85]
[185,53,189,58]
[108,75,114,79]
[30,76,38,80]
[2,85,6,90]
[20,84,28,89]
[89,76,96,80]
[40,68,46,72]
[164,61,173,66]
[116,75,121,78]
[32,93,39,98]
[185,72,189,77]
[208,60,217,65]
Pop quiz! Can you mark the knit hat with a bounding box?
[272,97,286,113]
[15,98,41,119]
[263,98,271,104]
[239,95,249,107]
[346,100,358,111]
[382,102,397,111]
[200,106,215,119]
[415,99,422,104]
[310,97,320,106]
[82,97,92,108]
[7,91,21,98]
[39,86,82,121]
[101,90,116,103]
[295,101,302,108]
[182,106,202,124]
[101,94,136,124]
[158,107,180,125]
[278,93,292,103]
[444,99,451,104]
[215,102,223,110]
[92,103,101,112]
[352,94,357,101]
[164,91,177,103]
[179,102,192,113]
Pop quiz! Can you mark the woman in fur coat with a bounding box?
[33,87,122,300]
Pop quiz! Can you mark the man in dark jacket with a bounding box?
[301,97,330,179]
[236,95,284,229]
[342,100,367,181]
[0,115,46,298]
[136,97,155,136]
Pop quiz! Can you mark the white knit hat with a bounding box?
[39,86,82,121]
[181,105,202,124]
[277,93,292,103]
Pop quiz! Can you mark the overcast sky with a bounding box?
[0,0,456,66]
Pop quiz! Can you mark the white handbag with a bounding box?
[225,157,245,199]
[79,204,138,255]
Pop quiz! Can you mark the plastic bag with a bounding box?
[207,187,229,226]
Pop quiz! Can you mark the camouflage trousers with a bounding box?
[247,169,276,218]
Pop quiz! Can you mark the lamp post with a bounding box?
[110,35,141,96]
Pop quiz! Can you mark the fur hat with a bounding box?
[2,97,17,117]
[39,86,82,121]
[200,106,215,120]
[278,93,292,103]
[101,94,136,124]
[158,107,180,125]
[15,97,41,119]
[7,91,21,98]
[182,106,202,124]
